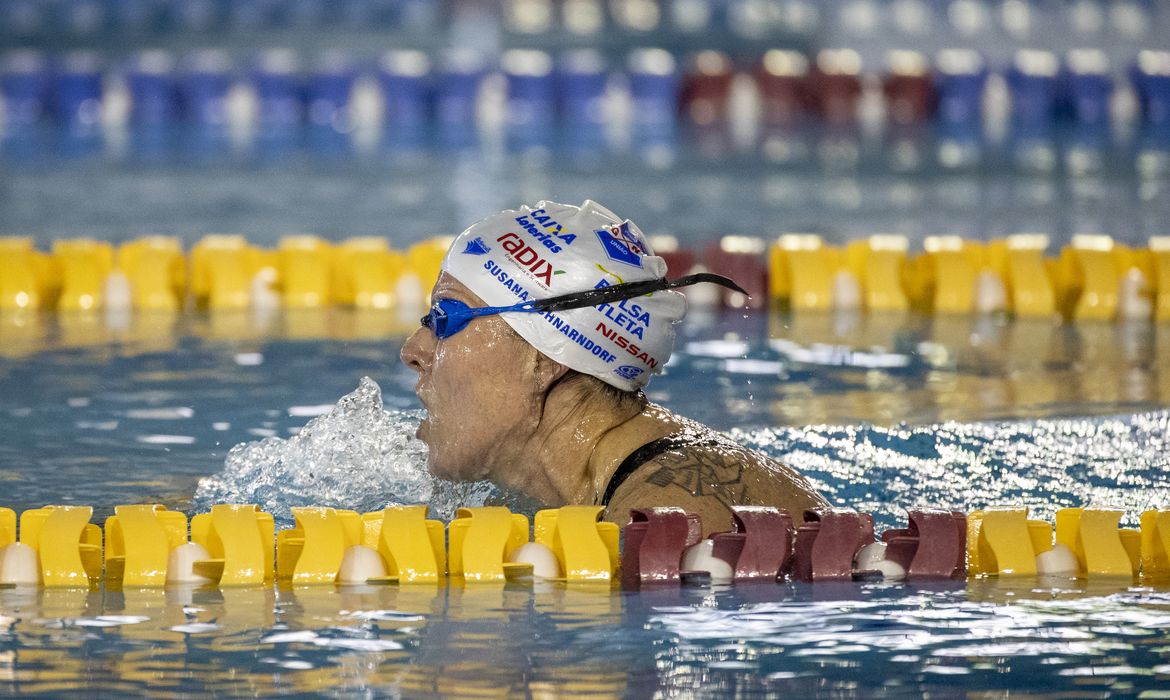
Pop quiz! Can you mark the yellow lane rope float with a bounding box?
[1,234,1167,322]
[0,504,1167,589]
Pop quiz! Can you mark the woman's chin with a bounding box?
[425,452,480,483]
[424,450,451,479]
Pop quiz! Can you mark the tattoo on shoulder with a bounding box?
[645,467,675,488]
[642,448,747,509]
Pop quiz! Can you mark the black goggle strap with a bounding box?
[532,272,747,314]
[420,272,746,332]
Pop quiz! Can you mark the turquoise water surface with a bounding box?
[1,308,1169,696]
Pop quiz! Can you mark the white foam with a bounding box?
[194,377,501,523]
[137,434,196,445]
[260,629,404,652]
[170,623,220,634]
[288,404,336,418]
[125,407,195,420]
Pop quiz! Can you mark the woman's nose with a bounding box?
[400,326,434,374]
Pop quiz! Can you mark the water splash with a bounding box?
[193,377,502,523]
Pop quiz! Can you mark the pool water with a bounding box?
[4,578,1170,697]
[1,308,1169,696]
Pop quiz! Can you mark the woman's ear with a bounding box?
[532,352,571,395]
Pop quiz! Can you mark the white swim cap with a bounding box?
[440,200,686,391]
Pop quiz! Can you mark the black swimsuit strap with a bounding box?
[600,432,722,507]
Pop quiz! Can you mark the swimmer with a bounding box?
[401,200,827,534]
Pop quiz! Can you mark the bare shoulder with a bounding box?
[602,437,828,534]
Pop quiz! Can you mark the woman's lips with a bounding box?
[413,382,431,440]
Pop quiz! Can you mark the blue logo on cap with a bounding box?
[614,365,645,381]
[462,237,491,255]
[595,221,648,269]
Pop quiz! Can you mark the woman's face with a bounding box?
[400,273,546,482]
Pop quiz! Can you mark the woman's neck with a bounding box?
[494,381,673,507]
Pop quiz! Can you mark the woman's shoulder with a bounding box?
[601,423,737,498]
[601,415,828,532]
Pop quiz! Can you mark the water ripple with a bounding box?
[734,410,1170,527]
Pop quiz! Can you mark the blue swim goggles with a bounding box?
[420,272,746,339]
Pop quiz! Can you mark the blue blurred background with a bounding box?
[1,0,1168,249]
